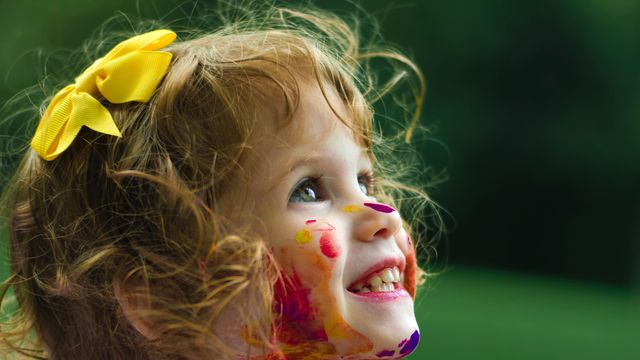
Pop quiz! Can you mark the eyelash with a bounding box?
[288,172,376,203]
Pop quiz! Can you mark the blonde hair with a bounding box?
[1,3,438,359]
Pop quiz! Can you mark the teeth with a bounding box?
[369,276,383,288]
[393,267,401,282]
[381,268,394,283]
[352,267,404,294]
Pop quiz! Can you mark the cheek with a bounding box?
[319,232,340,259]
[404,251,418,298]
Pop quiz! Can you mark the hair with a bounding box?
[0,2,440,359]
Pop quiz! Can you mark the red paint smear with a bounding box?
[404,252,417,298]
[273,271,328,345]
[305,219,317,225]
[319,233,340,258]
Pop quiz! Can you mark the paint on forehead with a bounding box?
[342,204,361,213]
[376,349,396,357]
[363,202,396,213]
[398,330,420,356]
[294,228,313,244]
[319,232,340,259]
[305,219,317,225]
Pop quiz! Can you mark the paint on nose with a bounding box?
[343,204,361,212]
[363,202,396,213]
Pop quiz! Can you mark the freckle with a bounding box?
[320,233,340,258]
[343,204,360,213]
[294,229,313,244]
[305,219,317,225]
[363,202,396,213]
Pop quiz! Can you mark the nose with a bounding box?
[352,202,403,242]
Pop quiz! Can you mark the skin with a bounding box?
[228,80,419,359]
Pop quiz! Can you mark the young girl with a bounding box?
[0,3,434,359]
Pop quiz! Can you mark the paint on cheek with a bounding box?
[319,232,340,259]
[376,349,396,357]
[342,204,361,212]
[273,270,328,344]
[305,219,317,225]
[363,202,396,213]
[404,251,418,298]
[294,228,313,244]
[398,330,420,356]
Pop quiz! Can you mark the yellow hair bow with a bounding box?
[31,29,176,161]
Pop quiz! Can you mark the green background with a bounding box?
[1,1,639,359]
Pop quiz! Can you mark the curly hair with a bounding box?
[0,2,437,359]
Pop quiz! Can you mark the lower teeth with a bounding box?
[356,283,396,293]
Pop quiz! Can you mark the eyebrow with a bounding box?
[267,149,372,194]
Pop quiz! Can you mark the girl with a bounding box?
[0,3,435,359]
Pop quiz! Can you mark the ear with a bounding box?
[113,278,157,340]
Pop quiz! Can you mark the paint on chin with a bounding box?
[376,349,396,357]
[319,232,340,259]
[398,330,420,357]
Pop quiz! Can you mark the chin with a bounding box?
[336,287,420,359]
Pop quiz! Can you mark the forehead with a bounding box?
[250,80,369,173]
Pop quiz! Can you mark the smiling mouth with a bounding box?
[347,266,403,294]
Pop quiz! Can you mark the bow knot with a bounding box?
[31,29,176,161]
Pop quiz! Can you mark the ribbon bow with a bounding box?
[31,29,176,161]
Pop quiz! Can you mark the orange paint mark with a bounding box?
[404,251,418,298]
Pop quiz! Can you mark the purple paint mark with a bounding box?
[305,219,317,225]
[363,202,396,213]
[376,349,395,357]
[398,330,420,356]
[407,235,413,248]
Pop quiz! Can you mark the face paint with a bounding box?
[398,330,420,357]
[305,219,317,225]
[294,228,313,244]
[319,232,340,259]
[272,228,373,358]
[376,349,396,357]
[342,204,361,212]
[363,202,396,213]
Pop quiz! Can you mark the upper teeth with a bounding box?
[352,266,402,293]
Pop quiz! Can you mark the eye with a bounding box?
[289,177,325,203]
[358,172,375,196]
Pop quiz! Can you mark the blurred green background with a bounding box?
[1,0,638,359]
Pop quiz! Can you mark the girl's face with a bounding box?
[239,81,419,358]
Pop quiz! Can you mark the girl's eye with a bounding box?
[289,178,324,203]
[358,172,375,196]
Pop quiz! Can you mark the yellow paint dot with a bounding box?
[294,228,313,244]
[342,204,360,213]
